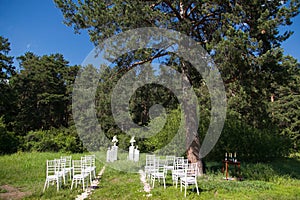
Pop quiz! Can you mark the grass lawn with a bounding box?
[0,152,102,200]
[0,152,299,199]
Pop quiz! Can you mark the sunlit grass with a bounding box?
[0,152,299,199]
[0,152,102,199]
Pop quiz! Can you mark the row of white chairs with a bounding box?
[144,155,199,197]
[43,155,96,192]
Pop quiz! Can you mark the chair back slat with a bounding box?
[46,159,61,176]
[61,156,72,168]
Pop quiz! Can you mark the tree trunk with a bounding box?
[181,62,204,175]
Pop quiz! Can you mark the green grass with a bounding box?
[0,152,102,200]
[0,152,299,199]
[90,166,300,200]
[0,188,7,193]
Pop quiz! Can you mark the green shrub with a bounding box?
[23,127,85,153]
[123,108,291,162]
[127,108,182,155]
[0,117,19,154]
[202,118,291,162]
[241,163,276,181]
[0,129,19,154]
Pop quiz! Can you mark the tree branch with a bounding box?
[128,52,169,69]
[109,51,169,80]
[163,0,182,21]
[186,3,200,17]
[149,1,162,9]
[192,13,217,29]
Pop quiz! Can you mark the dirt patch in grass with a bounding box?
[0,185,31,200]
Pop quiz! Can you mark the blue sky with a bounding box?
[0,0,299,67]
[0,0,93,66]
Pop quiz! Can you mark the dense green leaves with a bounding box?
[0,117,19,154]
[9,53,78,134]
[203,117,291,162]
[0,36,15,82]
[0,36,15,123]
[270,59,300,150]
[22,126,85,153]
[0,38,81,154]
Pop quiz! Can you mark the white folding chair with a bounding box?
[87,155,96,179]
[150,158,167,189]
[71,160,90,190]
[43,159,63,192]
[180,162,199,197]
[61,156,73,180]
[82,155,96,184]
[172,157,188,187]
[144,154,155,181]
[57,158,68,184]
[164,155,175,173]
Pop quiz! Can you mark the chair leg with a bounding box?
[57,178,60,191]
[172,175,174,185]
[163,177,166,189]
[63,174,66,184]
[152,176,155,188]
[69,171,72,180]
[93,170,96,179]
[86,177,89,189]
[185,185,187,197]
[43,180,48,192]
[195,181,199,195]
[180,180,182,192]
[71,179,74,190]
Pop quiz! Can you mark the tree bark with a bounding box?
[181,62,203,175]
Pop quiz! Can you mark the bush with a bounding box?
[23,126,85,153]
[127,108,182,155]
[0,117,19,154]
[242,163,276,181]
[123,108,291,162]
[202,118,291,162]
[0,129,19,154]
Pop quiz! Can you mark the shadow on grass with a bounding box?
[269,158,300,179]
[205,157,300,181]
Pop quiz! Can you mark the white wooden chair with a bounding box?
[150,158,167,189]
[172,157,188,187]
[61,156,72,180]
[57,158,68,184]
[164,155,175,173]
[180,162,199,197]
[86,155,96,179]
[82,155,96,184]
[144,154,155,181]
[43,159,63,192]
[71,160,90,190]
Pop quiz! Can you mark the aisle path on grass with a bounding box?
[75,166,106,200]
[139,170,152,197]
